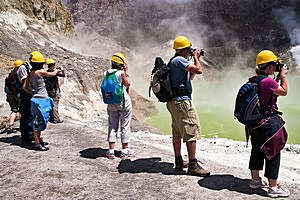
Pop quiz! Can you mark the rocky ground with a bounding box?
[0,118,300,200]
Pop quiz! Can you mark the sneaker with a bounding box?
[175,157,189,172]
[32,143,49,151]
[120,149,135,159]
[249,178,268,189]
[40,138,49,146]
[188,161,210,177]
[106,150,115,159]
[5,127,17,134]
[267,184,290,198]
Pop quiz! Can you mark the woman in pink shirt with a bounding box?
[248,50,289,198]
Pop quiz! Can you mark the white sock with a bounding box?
[109,149,114,154]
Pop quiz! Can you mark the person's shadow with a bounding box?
[117,157,184,175]
[0,135,26,148]
[79,147,120,159]
[79,148,184,175]
[198,174,267,196]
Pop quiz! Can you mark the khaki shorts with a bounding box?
[6,93,20,113]
[166,99,201,142]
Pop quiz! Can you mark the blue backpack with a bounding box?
[234,75,267,127]
[100,70,124,104]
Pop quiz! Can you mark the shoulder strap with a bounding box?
[256,75,276,115]
[256,75,267,83]
[167,55,188,88]
[105,70,118,77]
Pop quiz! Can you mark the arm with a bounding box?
[38,69,60,77]
[22,77,33,95]
[121,64,130,88]
[185,49,202,79]
[274,65,288,96]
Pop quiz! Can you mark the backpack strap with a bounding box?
[167,55,188,91]
[105,70,118,77]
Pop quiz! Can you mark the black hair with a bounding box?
[111,63,124,70]
[30,62,44,70]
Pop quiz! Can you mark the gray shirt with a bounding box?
[30,72,48,99]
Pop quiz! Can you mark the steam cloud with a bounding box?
[273,2,300,69]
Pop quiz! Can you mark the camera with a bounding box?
[190,48,205,57]
[275,61,287,72]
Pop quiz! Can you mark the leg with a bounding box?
[9,112,17,126]
[109,142,115,150]
[251,170,261,181]
[266,152,290,197]
[19,91,34,143]
[265,152,281,187]
[106,106,119,159]
[120,98,134,159]
[186,141,196,160]
[119,98,132,148]
[248,132,267,189]
[52,91,61,122]
[173,137,182,157]
[34,130,41,144]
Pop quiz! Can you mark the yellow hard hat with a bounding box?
[173,36,192,50]
[30,51,45,63]
[256,50,278,65]
[46,58,55,65]
[14,60,24,67]
[111,53,125,65]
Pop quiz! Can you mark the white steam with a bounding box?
[273,3,300,69]
[51,22,126,59]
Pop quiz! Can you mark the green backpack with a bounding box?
[100,71,124,104]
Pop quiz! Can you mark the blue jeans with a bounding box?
[19,90,33,140]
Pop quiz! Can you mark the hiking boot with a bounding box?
[249,178,268,189]
[175,157,189,172]
[32,143,49,151]
[188,161,210,177]
[120,149,135,159]
[106,150,115,159]
[267,184,290,198]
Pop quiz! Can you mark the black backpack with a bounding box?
[4,68,21,95]
[149,57,174,102]
[149,56,188,102]
[44,77,57,91]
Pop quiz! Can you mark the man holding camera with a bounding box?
[166,35,210,176]
[44,59,65,124]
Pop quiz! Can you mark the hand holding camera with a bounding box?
[190,48,205,58]
[275,61,288,82]
[123,63,129,72]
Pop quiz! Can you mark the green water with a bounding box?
[144,75,300,144]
